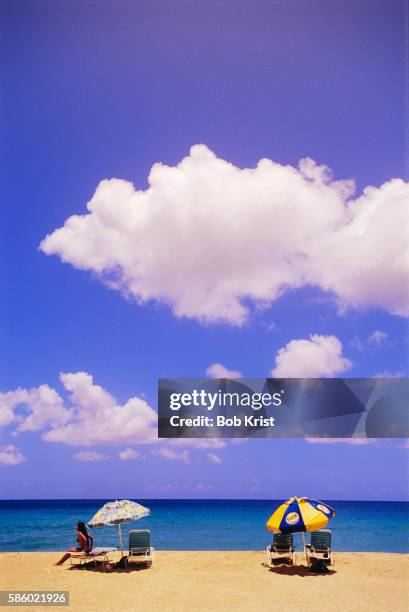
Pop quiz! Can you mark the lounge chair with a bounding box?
[69,546,117,570]
[267,533,295,565]
[304,529,334,566]
[127,529,155,567]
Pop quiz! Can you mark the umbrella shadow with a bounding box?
[261,561,336,577]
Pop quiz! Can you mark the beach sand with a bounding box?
[0,551,408,611]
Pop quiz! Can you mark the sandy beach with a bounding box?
[0,551,408,611]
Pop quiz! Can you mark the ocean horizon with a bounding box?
[1,499,408,553]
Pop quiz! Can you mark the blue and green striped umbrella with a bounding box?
[266,497,335,534]
[88,499,150,555]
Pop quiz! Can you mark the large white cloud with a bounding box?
[40,145,409,325]
[0,372,157,446]
[271,334,351,377]
[43,373,158,446]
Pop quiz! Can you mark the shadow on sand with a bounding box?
[261,560,336,577]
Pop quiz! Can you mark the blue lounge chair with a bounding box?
[127,529,155,567]
[304,529,334,566]
[267,533,295,565]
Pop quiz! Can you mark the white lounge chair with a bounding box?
[69,546,117,569]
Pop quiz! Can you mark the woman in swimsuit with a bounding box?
[55,521,94,566]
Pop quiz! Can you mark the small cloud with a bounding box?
[271,334,351,378]
[262,321,279,334]
[205,363,242,379]
[307,438,409,449]
[367,330,389,348]
[351,330,391,353]
[250,477,261,492]
[373,370,406,378]
[147,483,180,492]
[349,335,364,351]
[305,438,376,446]
[118,448,140,461]
[152,447,190,463]
[169,438,226,449]
[195,483,215,491]
[0,444,26,465]
[73,450,109,462]
[207,452,222,464]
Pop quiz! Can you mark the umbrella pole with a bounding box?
[118,524,124,557]
[301,532,306,561]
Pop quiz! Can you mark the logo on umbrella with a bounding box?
[285,512,300,525]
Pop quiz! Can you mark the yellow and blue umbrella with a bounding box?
[266,497,335,534]
[88,499,150,555]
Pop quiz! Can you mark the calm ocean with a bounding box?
[0,499,408,553]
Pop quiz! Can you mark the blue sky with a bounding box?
[0,0,408,501]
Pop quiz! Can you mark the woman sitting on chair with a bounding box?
[55,521,94,566]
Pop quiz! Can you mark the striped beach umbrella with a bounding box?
[266,497,335,534]
[88,499,150,555]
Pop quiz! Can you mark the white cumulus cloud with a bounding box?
[0,386,69,432]
[43,373,157,446]
[0,374,234,463]
[0,444,26,465]
[205,363,241,378]
[271,334,352,377]
[40,145,409,325]
[0,393,18,428]
[0,372,157,446]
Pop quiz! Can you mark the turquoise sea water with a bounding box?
[0,499,408,553]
